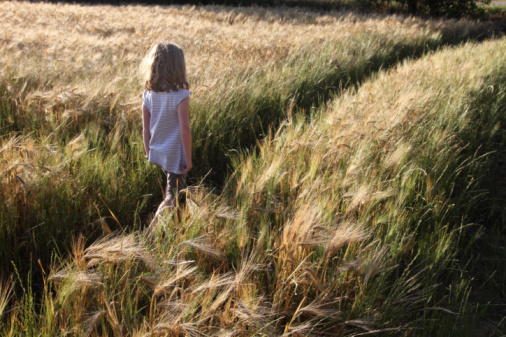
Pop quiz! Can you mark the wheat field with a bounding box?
[0,1,505,336]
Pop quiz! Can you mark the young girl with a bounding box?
[140,43,192,234]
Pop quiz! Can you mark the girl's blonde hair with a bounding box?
[141,43,189,92]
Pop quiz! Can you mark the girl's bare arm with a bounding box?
[142,103,151,158]
[177,96,192,172]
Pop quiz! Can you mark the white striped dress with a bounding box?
[142,89,191,174]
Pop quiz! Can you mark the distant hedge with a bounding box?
[33,0,350,10]
[361,0,491,18]
[30,0,494,18]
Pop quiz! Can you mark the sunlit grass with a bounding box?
[3,35,504,335]
[1,1,494,282]
[0,1,504,335]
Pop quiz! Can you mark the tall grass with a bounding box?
[0,2,497,292]
[223,37,506,335]
[2,32,504,335]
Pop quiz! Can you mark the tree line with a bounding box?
[363,0,491,17]
[33,0,491,19]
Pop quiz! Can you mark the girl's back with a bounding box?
[143,89,191,174]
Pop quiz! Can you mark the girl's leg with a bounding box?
[145,172,186,236]
[166,172,187,206]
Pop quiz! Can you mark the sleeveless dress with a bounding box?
[142,89,191,174]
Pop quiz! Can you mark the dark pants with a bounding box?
[166,172,186,203]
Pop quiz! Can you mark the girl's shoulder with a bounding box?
[178,88,191,96]
[143,89,190,101]
[142,90,151,103]
[175,89,191,103]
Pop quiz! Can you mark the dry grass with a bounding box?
[0,278,13,321]
[3,35,504,335]
[1,0,468,210]
[0,1,491,193]
[0,1,504,336]
[224,37,506,335]
[0,0,487,120]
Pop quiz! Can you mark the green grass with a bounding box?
[2,36,504,336]
[1,11,495,293]
[219,37,506,335]
[0,3,505,335]
[484,5,506,16]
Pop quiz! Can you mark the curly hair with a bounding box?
[141,43,189,92]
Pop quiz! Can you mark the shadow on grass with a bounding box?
[453,71,506,333]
